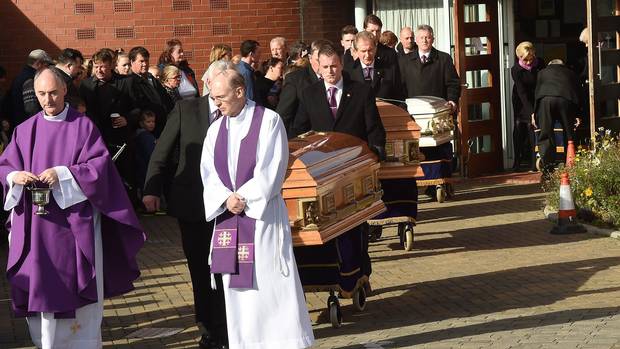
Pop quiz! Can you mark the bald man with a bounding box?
[397,26,416,57]
[200,69,314,349]
[0,68,144,348]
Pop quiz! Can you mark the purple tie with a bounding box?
[363,67,373,81]
[327,86,338,118]
[421,55,428,64]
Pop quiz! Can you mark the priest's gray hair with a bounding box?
[206,59,234,80]
[548,59,564,65]
[220,68,246,90]
[416,24,434,38]
[34,68,67,88]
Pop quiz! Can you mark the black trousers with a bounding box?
[536,96,576,171]
[513,120,536,170]
[177,219,227,340]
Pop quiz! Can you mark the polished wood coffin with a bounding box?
[376,100,424,179]
[406,96,454,147]
[283,131,386,246]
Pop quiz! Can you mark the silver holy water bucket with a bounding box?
[28,186,52,215]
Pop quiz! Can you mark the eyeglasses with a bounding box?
[168,75,181,80]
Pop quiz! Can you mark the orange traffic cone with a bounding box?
[551,172,586,234]
[565,140,576,168]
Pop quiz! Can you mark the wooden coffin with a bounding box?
[376,100,424,179]
[406,96,454,147]
[283,131,386,246]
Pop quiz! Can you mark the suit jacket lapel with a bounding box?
[335,81,353,123]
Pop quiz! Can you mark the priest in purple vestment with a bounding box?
[0,68,145,349]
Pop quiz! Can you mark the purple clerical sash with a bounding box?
[211,105,265,289]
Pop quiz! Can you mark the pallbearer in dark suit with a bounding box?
[534,59,581,176]
[142,61,233,349]
[398,24,461,112]
[345,31,404,102]
[293,43,386,294]
[276,39,331,136]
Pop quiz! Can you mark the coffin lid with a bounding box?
[376,100,421,133]
[288,131,377,178]
[406,96,451,115]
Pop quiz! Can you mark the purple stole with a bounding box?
[211,105,265,289]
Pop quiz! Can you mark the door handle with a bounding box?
[597,41,603,80]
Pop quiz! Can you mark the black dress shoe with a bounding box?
[198,334,214,349]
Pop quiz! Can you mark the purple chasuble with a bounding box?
[0,108,145,318]
[211,105,265,289]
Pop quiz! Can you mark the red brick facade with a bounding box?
[0,0,354,85]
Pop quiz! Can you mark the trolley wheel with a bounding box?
[328,298,343,328]
[436,185,447,203]
[368,225,383,242]
[403,224,414,251]
[536,157,542,171]
[352,286,367,312]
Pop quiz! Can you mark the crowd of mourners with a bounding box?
[0,15,462,211]
[0,12,591,349]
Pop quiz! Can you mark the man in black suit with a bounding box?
[362,14,398,69]
[128,46,168,137]
[142,60,232,349]
[340,24,358,69]
[398,24,461,112]
[533,59,581,175]
[52,48,84,109]
[396,26,416,57]
[345,31,403,102]
[293,43,385,293]
[276,39,331,136]
[79,48,136,197]
[292,44,386,154]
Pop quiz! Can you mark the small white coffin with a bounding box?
[406,96,454,147]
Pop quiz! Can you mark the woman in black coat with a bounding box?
[511,41,544,171]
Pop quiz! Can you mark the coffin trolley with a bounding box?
[407,96,456,203]
[366,101,423,251]
[283,131,386,328]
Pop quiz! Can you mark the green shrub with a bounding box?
[544,129,620,227]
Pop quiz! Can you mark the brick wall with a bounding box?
[0,0,307,87]
[301,0,355,47]
[0,0,356,85]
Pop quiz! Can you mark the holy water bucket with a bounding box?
[28,185,51,215]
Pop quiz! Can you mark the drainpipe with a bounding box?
[354,0,367,31]
[299,0,305,42]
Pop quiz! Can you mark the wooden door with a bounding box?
[454,0,503,177]
[587,0,620,135]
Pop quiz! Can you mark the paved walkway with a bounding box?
[2,181,620,348]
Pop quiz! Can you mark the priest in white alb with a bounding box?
[199,68,314,349]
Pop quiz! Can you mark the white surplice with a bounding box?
[5,107,104,349]
[200,100,314,349]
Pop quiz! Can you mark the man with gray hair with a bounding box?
[0,67,144,348]
[200,68,314,349]
[270,36,289,61]
[143,60,232,349]
[5,49,53,126]
[398,24,461,112]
